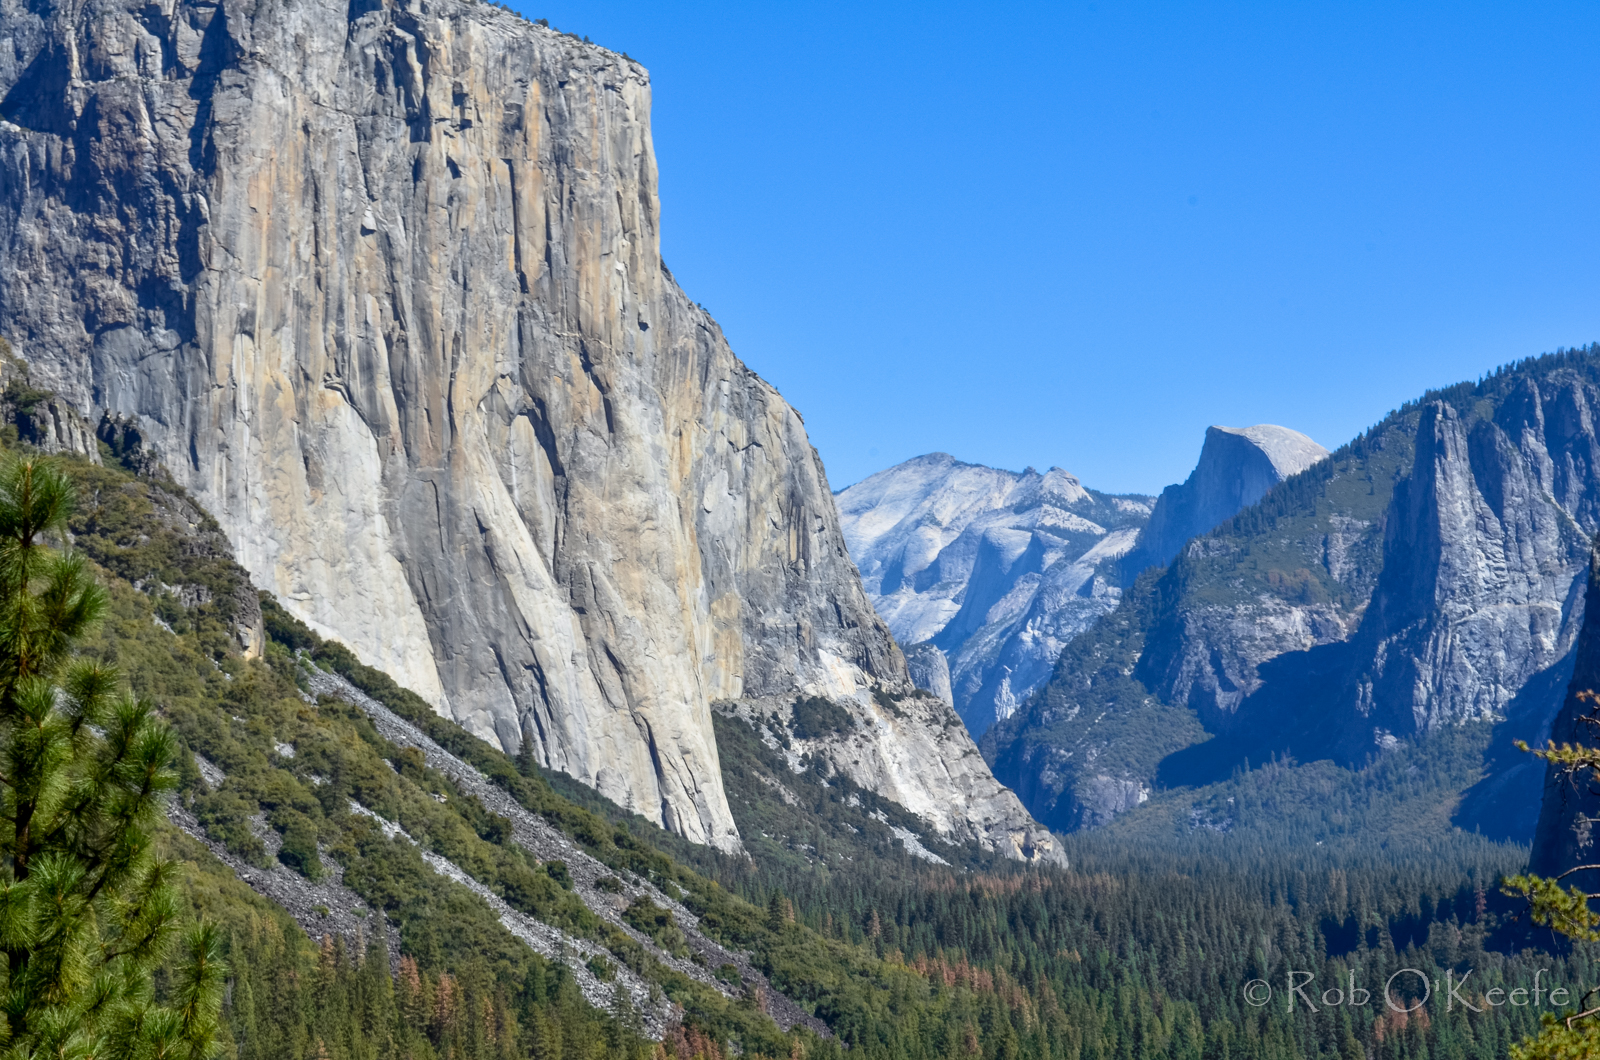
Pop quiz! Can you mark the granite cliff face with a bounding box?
[1118,424,1336,728]
[1119,424,1329,582]
[987,356,1600,837]
[1348,397,1589,739]
[1158,392,1593,795]
[837,453,1151,736]
[0,0,1056,860]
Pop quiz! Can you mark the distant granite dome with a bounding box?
[1119,424,1330,581]
[837,454,1152,736]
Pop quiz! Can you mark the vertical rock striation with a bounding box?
[1155,398,1589,754]
[1158,394,1592,791]
[903,642,953,706]
[1348,399,1589,743]
[0,0,1054,858]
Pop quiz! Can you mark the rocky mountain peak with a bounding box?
[1119,423,1330,581]
[1026,467,1091,509]
[986,353,1600,841]
[1213,424,1330,479]
[838,454,1152,737]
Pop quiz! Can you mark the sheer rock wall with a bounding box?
[0,0,1055,858]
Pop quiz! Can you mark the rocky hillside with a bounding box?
[836,454,1152,735]
[1117,424,1329,581]
[13,416,1074,1055]
[985,350,1600,838]
[6,377,1567,1060]
[0,0,1055,861]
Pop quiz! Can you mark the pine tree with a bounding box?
[516,730,539,779]
[0,457,226,1058]
[359,935,397,1058]
[1504,684,1600,1057]
[766,893,786,933]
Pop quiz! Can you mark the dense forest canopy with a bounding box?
[0,356,1589,1058]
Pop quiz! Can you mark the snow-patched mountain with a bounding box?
[837,455,1153,736]
[1119,425,1330,581]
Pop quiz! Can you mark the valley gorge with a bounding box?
[983,354,1600,839]
[838,426,1328,739]
[0,0,1058,863]
[1117,424,1329,582]
[0,3,1588,1056]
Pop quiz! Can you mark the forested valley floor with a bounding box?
[10,392,1579,1060]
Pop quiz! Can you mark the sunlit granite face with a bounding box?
[0,0,1058,862]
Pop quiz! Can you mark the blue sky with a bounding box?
[513,1,1600,495]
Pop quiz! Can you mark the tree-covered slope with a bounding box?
[0,362,1582,1060]
[985,346,1600,841]
[35,398,1064,1058]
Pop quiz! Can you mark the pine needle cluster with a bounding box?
[0,458,224,1059]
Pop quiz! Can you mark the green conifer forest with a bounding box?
[0,379,1583,1060]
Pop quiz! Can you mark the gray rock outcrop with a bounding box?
[837,453,1152,736]
[0,355,99,463]
[1170,393,1592,777]
[904,643,953,706]
[1119,425,1329,581]
[989,361,1600,838]
[1202,394,1593,763]
[0,0,1054,859]
[1349,399,1589,742]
